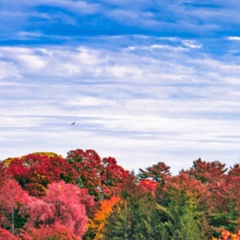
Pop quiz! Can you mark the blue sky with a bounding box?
[0,0,239,174]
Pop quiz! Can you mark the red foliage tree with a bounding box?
[139,179,158,193]
[187,158,227,184]
[4,157,31,189]
[0,162,10,188]
[66,149,104,199]
[220,164,240,232]
[6,152,79,196]
[0,228,19,240]
[66,149,130,200]
[0,179,31,234]
[187,159,239,233]
[163,173,210,207]
[26,181,94,238]
[19,222,78,240]
[101,157,130,198]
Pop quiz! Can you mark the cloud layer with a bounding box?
[0,1,239,174]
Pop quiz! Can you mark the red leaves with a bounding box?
[0,228,19,240]
[6,158,31,188]
[67,149,130,199]
[67,149,104,198]
[0,179,94,239]
[20,222,79,240]
[6,152,79,196]
[0,180,31,230]
[0,162,10,189]
[164,173,210,207]
[101,157,130,198]
[0,179,30,211]
[2,150,240,239]
[26,181,94,238]
[139,179,158,192]
[188,158,227,184]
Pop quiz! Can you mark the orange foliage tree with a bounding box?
[88,196,120,239]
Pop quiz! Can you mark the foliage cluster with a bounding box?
[0,150,239,239]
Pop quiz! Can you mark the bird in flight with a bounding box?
[71,122,76,125]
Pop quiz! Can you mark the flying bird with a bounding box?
[71,122,76,125]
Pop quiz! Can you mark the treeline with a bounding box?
[0,149,239,240]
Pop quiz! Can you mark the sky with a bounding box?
[0,0,239,175]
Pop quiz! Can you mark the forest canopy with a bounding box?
[0,149,239,240]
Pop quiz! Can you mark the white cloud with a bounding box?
[0,37,239,174]
[0,61,21,80]
[17,31,43,38]
[227,36,240,41]
[182,40,202,49]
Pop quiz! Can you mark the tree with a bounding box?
[0,228,19,240]
[101,157,130,198]
[66,149,105,200]
[88,196,120,239]
[138,162,171,186]
[211,164,240,234]
[0,161,10,188]
[6,152,79,196]
[169,204,205,240]
[26,181,94,238]
[66,149,130,200]
[0,180,31,235]
[139,179,158,193]
[187,158,227,184]
[101,178,160,240]
[156,173,212,239]
[19,222,78,240]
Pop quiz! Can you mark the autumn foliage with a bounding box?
[19,222,79,240]
[66,150,130,200]
[6,152,79,196]
[88,196,120,239]
[25,181,94,238]
[0,150,239,239]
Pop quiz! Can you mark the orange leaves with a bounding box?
[217,230,240,240]
[94,196,120,222]
[88,196,120,239]
[139,179,158,192]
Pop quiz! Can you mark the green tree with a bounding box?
[169,204,204,240]
[138,162,171,186]
[102,178,159,240]
[156,173,212,240]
